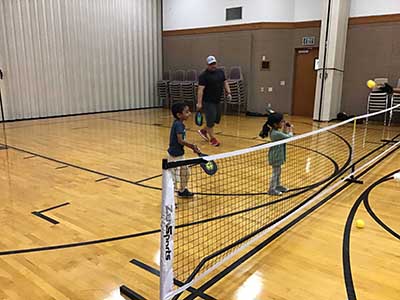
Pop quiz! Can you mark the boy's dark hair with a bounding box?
[171,102,187,119]
[259,112,284,138]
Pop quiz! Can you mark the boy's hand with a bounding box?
[193,144,201,154]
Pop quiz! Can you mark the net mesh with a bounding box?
[162,106,400,298]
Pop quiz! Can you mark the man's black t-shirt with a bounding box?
[198,69,226,103]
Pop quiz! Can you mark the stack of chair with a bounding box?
[169,70,186,105]
[181,69,198,110]
[157,71,171,107]
[366,78,390,125]
[388,78,400,126]
[224,66,246,114]
[219,66,227,102]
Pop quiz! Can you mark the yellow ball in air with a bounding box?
[367,80,376,89]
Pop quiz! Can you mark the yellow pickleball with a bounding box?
[205,162,214,171]
[367,80,376,89]
[355,219,365,229]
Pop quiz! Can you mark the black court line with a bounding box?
[183,140,400,300]
[38,202,70,213]
[31,202,70,225]
[95,177,110,183]
[135,174,163,184]
[129,259,216,300]
[0,142,162,191]
[120,285,146,300]
[2,107,162,127]
[0,145,6,150]
[23,155,36,159]
[71,127,89,130]
[0,228,160,256]
[363,173,400,240]
[342,169,400,300]
[365,141,385,145]
[381,139,400,144]
[31,212,59,225]
[101,117,276,143]
[55,165,69,170]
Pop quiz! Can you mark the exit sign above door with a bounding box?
[302,36,316,46]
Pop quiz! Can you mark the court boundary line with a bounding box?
[119,285,146,300]
[129,259,216,300]
[0,106,163,124]
[31,212,59,225]
[38,202,70,213]
[343,168,400,300]
[0,142,162,191]
[364,176,400,239]
[31,202,71,225]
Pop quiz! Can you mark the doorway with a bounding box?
[292,48,319,117]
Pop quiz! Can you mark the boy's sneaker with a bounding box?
[276,185,289,193]
[198,129,209,141]
[269,189,282,196]
[178,188,194,198]
[210,137,220,147]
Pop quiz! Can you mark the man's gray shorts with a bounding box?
[203,102,221,128]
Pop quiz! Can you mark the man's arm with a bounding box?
[197,85,205,110]
[224,80,232,101]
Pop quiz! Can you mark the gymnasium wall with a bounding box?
[163,0,295,31]
[294,0,323,22]
[0,0,162,121]
[350,0,400,17]
[163,0,400,115]
[163,0,400,30]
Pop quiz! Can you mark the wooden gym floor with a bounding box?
[0,108,398,300]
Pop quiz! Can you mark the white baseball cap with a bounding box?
[207,55,217,65]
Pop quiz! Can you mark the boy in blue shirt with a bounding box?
[168,102,201,197]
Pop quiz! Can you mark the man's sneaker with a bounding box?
[210,137,220,147]
[178,188,194,198]
[269,189,282,196]
[276,185,289,193]
[197,129,209,141]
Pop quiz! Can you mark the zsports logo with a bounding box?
[163,204,173,260]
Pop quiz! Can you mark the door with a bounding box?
[292,48,319,117]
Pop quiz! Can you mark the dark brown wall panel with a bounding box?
[342,22,400,115]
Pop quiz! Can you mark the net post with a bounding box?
[160,159,175,300]
[351,118,357,172]
[346,119,364,184]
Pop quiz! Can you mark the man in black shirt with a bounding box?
[197,56,231,147]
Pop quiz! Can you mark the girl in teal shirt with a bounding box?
[260,112,293,195]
